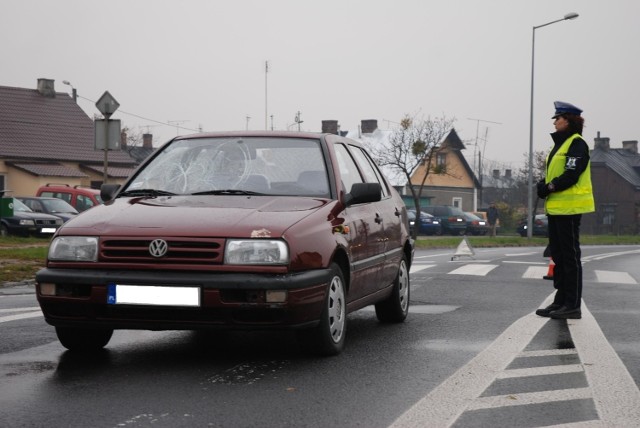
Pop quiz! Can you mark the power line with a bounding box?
[77,94,201,133]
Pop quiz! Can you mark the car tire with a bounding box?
[297,263,346,356]
[375,254,410,323]
[55,326,113,352]
[0,224,8,237]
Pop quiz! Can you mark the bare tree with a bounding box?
[514,150,547,212]
[371,114,455,238]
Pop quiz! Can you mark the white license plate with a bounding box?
[40,228,56,233]
[107,284,200,307]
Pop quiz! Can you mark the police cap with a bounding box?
[552,101,583,119]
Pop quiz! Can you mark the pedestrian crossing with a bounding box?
[409,263,638,285]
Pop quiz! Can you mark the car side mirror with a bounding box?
[100,184,120,202]
[344,182,381,206]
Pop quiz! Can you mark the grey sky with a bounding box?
[3,0,639,170]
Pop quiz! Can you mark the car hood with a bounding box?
[10,211,61,221]
[59,195,332,238]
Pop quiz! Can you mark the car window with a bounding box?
[125,137,329,197]
[334,144,364,193]
[11,198,32,212]
[77,194,96,211]
[349,145,389,198]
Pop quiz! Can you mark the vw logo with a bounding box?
[149,239,168,258]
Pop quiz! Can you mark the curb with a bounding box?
[0,279,36,295]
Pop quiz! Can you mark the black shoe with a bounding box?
[535,304,562,317]
[549,306,582,319]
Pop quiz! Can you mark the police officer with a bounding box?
[535,101,595,319]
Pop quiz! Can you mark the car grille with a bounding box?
[35,219,59,226]
[100,237,224,264]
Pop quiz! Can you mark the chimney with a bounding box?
[622,140,638,154]
[322,120,339,135]
[504,169,512,179]
[120,130,128,149]
[594,131,610,151]
[143,133,153,149]
[37,78,56,98]
[492,169,500,179]
[361,119,378,134]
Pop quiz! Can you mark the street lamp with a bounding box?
[527,12,579,238]
[62,80,77,102]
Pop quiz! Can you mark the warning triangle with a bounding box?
[451,236,475,261]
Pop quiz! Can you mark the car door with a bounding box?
[333,143,385,301]
[348,144,403,289]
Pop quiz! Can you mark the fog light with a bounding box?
[40,283,56,296]
[266,290,287,303]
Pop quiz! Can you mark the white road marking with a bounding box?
[409,265,434,274]
[389,296,640,427]
[569,304,640,425]
[448,264,498,276]
[0,311,43,323]
[0,307,41,313]
[594,270,637,284]
[522,266,551,279]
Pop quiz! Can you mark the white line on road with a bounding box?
[0,307,41,313]
[594,270,637,284]
[409,265,434,274]
[448,264,498,276]
[0,311,43,323]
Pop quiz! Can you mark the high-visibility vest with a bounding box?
[545,133,595,215]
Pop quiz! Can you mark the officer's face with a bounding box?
[553,116,569,132]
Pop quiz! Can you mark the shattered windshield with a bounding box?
[124,137,331,197]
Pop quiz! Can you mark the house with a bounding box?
[405,128,480,212]
[585,133,640,234]
[0,78,153,197]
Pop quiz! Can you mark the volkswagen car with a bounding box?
[36,132,413,356]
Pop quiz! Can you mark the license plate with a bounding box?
[41,228,56,233]
[107,284,200,307]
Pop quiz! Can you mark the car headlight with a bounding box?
[19,219,35,226]
[224,239,289,265]
[48,236,98,261]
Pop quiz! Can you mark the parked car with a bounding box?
[463,212,489,235]
[517,214,549,237]
[36,184,103,212]
[17,196,79,223]
[0,198,63,237]
[422,205,467,235]
[36,131,414,356]
[407,209,442,235]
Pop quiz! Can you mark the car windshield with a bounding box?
[123,137,330,197]
[11,198,32,212]
[41,199,79,213]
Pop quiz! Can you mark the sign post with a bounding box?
[95,91,120,184]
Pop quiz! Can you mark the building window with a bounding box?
[452,197,462,209]
[600,204,616,225]
[435,153,447,174]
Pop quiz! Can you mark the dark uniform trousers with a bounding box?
[548,214,583,309]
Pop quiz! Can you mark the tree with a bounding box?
[371,114,455,239]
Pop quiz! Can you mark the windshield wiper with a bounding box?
[118,189,177,198]
[191,189,263,196]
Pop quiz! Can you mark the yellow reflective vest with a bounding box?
[545,133,595,215]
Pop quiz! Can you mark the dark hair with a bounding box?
[563,113,584,134]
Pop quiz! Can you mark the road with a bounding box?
[1,245,639,427]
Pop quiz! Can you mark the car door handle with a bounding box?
[375,213,383,224]
[394,208,401,217]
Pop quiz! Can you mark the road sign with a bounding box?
[95,91,120,119]
[94,119,121,150]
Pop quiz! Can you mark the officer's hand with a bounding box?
[537,180,550,199]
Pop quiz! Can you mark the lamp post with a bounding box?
[62,80,77,102]
[527,12,579,238]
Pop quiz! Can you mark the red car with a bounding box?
[36,132,413,355]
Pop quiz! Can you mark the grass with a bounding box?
[1,234,639,284]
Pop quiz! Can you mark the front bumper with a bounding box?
[36,268,331,330]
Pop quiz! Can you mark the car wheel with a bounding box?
[55,326,113,352]
[375,254,410,323]
[297,263,346,356]
[0,224,9,237]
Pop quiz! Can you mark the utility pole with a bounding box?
[246,115,251,130]
[265,60,269,130]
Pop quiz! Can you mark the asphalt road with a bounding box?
[1,245,639,427]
